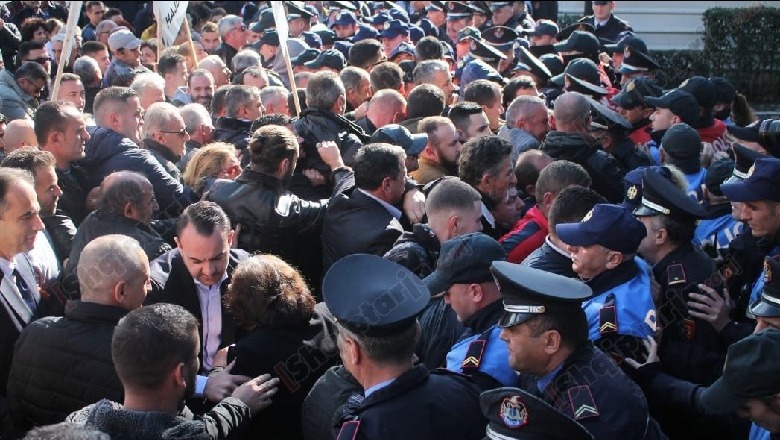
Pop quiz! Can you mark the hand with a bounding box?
[231,374,280,415]
[204,360,252,403]
[687,284,732,332]
[402,188,426,224]
[623,337,660,369]
[303,168,327,186]
[354,101,370,119]
[316,141,345,170]
[213,346,231,369]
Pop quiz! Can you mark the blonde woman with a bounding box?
[182,142,241,196]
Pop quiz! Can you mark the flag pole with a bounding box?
[271,3,301,115]
[51,1,83,101]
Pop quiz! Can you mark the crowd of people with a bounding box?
[0,0,778,439]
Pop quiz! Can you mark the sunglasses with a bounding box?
[160,128,188,137]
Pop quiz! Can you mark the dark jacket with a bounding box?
[301,365,363,440]
[66,397,250,440]
[145,248,249,370]
[541,131,626,203]
[609,136,654,172]
[383,223,440,278]
[42,209,77,263]
[227,307,339,439]
[292,108,370,199]
[322,174,405,272]
[578,13,633,43]
[0,22,20,70]
[144,138,183,183]
[61,211,172,299]
[215,43,238,72]
[334,365,486,440]
[213,117,252,167]
[7,301,126,433]
[80,126,197,217]
[522,239,578,278]
[55,165,89,226]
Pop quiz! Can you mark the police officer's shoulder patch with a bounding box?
[568,385,600,421]
[336,420,361,440]
[667,264,687,286]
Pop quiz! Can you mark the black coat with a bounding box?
[55,165,89,226]
[541,131,626,203]
[383,223,440,279]
[7,301,126,434]
[334,365,486,440]
[213,117,251,167]
[578,14,633,43]
[227,307,339,439]
[301,365,363,440]
[522,240,578,278]
[609,136,654,172]
[145,248,249,371]
[322,175,405,272]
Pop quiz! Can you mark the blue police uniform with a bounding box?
[694,211,743,257]
[491,262,668,440]
[446,325,517,387]
[684,168,707,204]
[324,254,486,440]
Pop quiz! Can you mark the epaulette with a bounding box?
[336,420,361,440]
[598,293,618,335]
[667,263,687,286]
[568,385,600,421]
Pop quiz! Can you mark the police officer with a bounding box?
[482,26,518,77]
[618,46,661,86]
[611,77,663,150]
[578,1,633,43]
[422,233,512,389]
[480,387,593,440]
[695,157,744,261]
[658,123,708,204]
[634,169,726,385]
[556,203,656,360]
[590,96,654,171]
[324,254,486,440]
[493,262,666,440]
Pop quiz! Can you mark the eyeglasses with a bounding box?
[31,57,51,64]
[159,128,188,137]
[22,78,45,94]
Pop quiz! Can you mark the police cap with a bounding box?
[323,254,429,336]
[727,143,767,183]
[612,77,662,110]
[618,46,661,74]
[446,1,476,20]
[517,46,552,84]
[483,26,518,52]
[604,32,646,55]
[556,204,647,254]
[424,232,507,296]
[492,262,592,328]
[721,157,780,202]
[622,166,674,211]
[633,167,707,222]
[556,22,595,42]
[644,89,700,126]
[750,257,780,318]
[470,37,507,63]
[553,58,607,95]
[480,387,594,440]
[589,96,632,132]
[353,24,380,43]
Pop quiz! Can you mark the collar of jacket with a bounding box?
[0,68,36,103]
[215,116,252,131]
[357,364,429,408]
[463,298,503,334]
[585,257,640,294]
[652,241,695,279]
[299,107,371,142]
[143,138,180,163]
[235,167,284,191]
[650,128,666,145]
[632,118,652,132]
[65,300,129,323]
[95,210,159,234]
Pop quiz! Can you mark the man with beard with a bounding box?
[66,303,280,438]
[411,116,463,185]
[185,70,215,110]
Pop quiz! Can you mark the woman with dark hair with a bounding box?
[225,255,338,439]
[20,17,48,42]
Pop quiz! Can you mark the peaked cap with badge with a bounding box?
[556,204,647,254]
[750,257,780,318]
[633,166,707,222]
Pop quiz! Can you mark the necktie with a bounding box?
[13,269,37,314]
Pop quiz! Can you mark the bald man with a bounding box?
[7,235,149,433]
[3,119,38,154]
[356,89,407,135]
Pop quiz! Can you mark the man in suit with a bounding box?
[322,143,408,271]
[145,201,252,404]
[0,168,46,417]
[578,1,633,43]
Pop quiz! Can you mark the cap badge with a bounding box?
[747,163,756,178]
[470,40,477,51]
[385,22,391,30]
[765,259,772,283]
[626,80,635,92]
[627,184,639,201]
[624,47,632,57]
[500,396,528,428]
[494,28,504,39]
[447,2,456,11]
[582,208,594,222]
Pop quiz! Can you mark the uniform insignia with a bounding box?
[582,209,594,222]
[626,184,639,201]
[447,2,456,11]
[500,396,528,428]
[598,304,618,334]
[624,47,631,58]
[568,386,599,421]
[667,264,687,286]
[494,28,504,39]
[683,318,696,342]
[765,259,772,283]
[747,163,756,177]
[626,80,636,92]
[470,40,477,51]
[336,420,361,440]
[384,22,391,30]
[461,337,487,373]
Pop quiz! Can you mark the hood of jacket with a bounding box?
[541,130,596,164]
[81,126,138,169]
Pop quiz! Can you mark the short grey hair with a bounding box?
[413,59,449,86]
[225,85,261,118]
[217,15,243,38]
[198,54,227,71]
[96,19,117,36]
[232,49,262,74]
[73,55,100,84]
[180,103,211,134]
[306,71,345,110]
[141,101,180,139]
[78,234,147,300]
[130,72,165,95]
[259,86,289,109]
[340,66,370,93]
[506,95,547,129]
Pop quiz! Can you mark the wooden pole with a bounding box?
[51,1,83,101]
[270,2,300,115]
[185,17,199,67]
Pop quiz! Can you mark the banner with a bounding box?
[153,1,189,47]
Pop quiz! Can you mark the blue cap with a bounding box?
[388,7,409,22]
[369,12,391,26]
[423,233,507,295]
[389,41,415,60]
[530,19,559,37]
[556,204,647,254]
[461,58,505,88]
[291,48,321,67]
[258,9,275,30]
[419,18,439,37]
[409,24,424,43]
[379,19,409,39]
[332,10,358,27]
[371,124,428,156]
[721,158,780,202]
[301,31,322,49]
[353,24,379,42]
[314,28,336,45]
[257,29,280,47]
[324,254,429,336]
[332,40,353,59]
[304,48,346,70]
[492,262,592,328]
